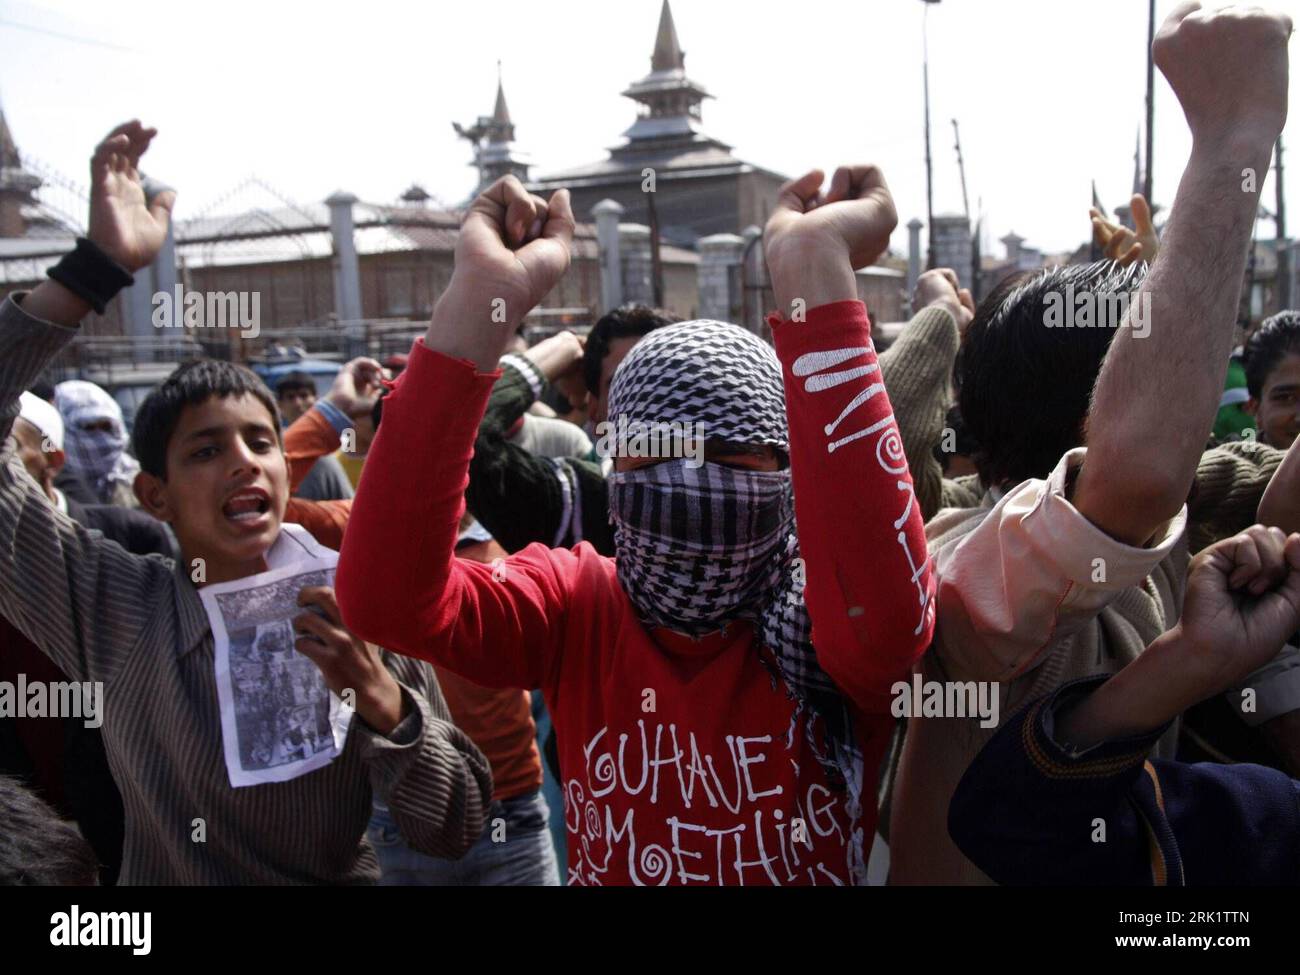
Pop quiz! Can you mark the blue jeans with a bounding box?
[367,789,560,886]
[531,694,568,869]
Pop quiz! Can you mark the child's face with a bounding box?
[137,393,289,583]
[277,386,316,426]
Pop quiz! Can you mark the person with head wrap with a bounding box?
[54,380,141,507]
[338,166,936,885]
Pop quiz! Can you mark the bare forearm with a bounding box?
[424,286,504,373]
[769,240,858,318]
[355,673,406,736]
[1077,143,1274,544]
[1054,629,1203,749]
[524,333,582,384]
[1258,438,1300,534]
[18,280,91,329]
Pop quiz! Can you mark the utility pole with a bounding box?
[1144,0,1155,204]
[952,118,969,221]
[646,187,664,307]
[922,0,940,270]
[1278,137,1291,310]
[954,117,978,298]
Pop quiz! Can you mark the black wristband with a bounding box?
[46,237,134,315]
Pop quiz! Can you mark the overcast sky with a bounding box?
[2,0,1299,258]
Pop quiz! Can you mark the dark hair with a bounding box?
[1244,311,1300,399]
[132,360,281,479]
[933,403,979,473]
[0,775,99,885]
[958,260,1147,488]
[274,371,317,399]
[582,304,679,395]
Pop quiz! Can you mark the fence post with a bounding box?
[326,190,364,357]
[593,199,624,312]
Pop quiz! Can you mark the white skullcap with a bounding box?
[18,391,65,452]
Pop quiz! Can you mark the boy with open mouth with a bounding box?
[0,120,491,884]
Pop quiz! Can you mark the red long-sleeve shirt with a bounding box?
[338,300,934,885]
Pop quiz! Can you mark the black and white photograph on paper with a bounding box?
[199,554,354,787]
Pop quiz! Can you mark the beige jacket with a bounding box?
[889,440,1283,884]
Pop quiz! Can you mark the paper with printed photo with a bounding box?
[199,551,354,787]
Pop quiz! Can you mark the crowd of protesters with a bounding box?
[2,2,1300,886]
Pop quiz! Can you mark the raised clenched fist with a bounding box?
[1176,524,1300,697]
[1154,3,1291,149]
[763,165,897,316]
[914,268,975,334]
[431,176,575,370]
[765,165,897,274]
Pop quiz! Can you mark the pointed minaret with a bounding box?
[618,0,722,152]
[452,63,530,196]
[491,70,514,141]
[650,0,685,72]
[0,100,42,238]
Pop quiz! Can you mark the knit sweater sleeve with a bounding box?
[941,475,984,510]
[362,652,493,858]
[1188,440,1283,554]
[878,306,960,521]
[771,300,936,713]
[0,294,175,687]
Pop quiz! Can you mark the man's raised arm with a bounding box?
[762,165,935,712]
[0,121,176,683]
[1074,2,1292,546]
[336,176,579,689]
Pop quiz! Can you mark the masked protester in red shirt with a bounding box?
[338,166,935,885]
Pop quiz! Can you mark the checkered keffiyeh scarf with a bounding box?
[55,380,140,504]
[609,460,795,632]
[606,321,865,861]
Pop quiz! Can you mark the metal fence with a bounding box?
[36,304,597,395]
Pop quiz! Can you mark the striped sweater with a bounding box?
[0,293,492,884]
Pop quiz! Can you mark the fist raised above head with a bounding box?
[1154,2,1291,147]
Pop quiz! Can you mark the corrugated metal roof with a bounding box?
[2,193,698,279]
